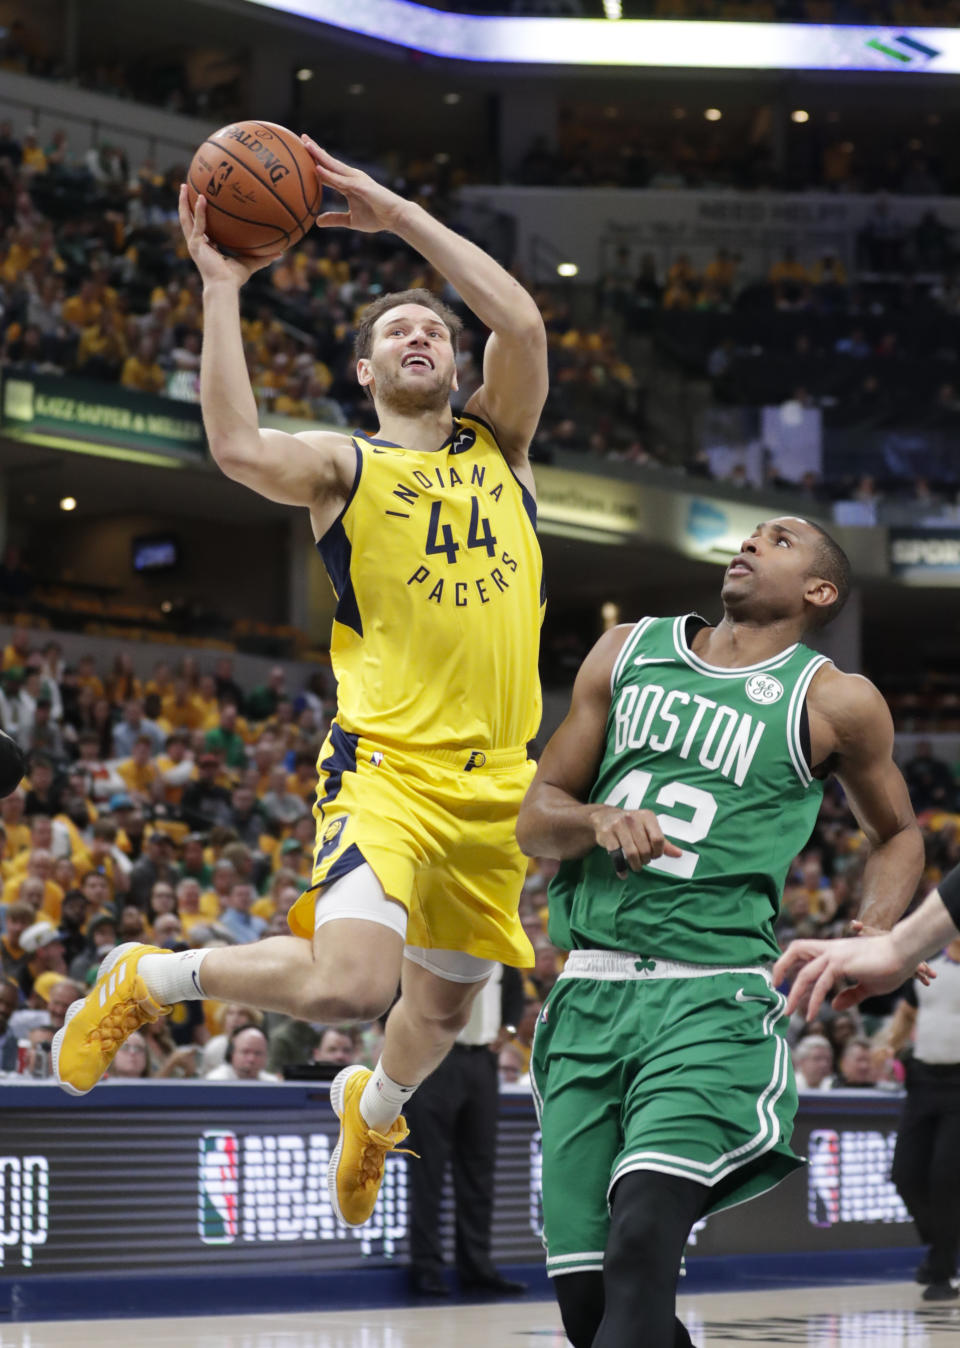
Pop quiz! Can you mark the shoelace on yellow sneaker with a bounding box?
[356,1127,419,1187]
[87,995,169,1051]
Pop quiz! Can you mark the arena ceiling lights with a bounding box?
[244,0,953,72]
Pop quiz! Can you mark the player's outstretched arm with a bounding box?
[517,627,682,872]
[810,668,923,932]
[775,885,960,1020]
[302,139,547,468]
[179,186,355,514]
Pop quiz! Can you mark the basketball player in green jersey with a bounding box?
[517,517,924,1348]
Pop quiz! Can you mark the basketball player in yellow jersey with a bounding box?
[53,141,548,1238]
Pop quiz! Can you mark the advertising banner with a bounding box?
[0,1086,914,1288]
[0,373,206,466]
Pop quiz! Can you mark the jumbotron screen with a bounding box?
[245,1,960,72]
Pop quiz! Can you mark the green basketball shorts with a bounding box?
[530,950,801,1277]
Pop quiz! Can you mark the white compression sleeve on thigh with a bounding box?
[139,948,210,1005]
[313,862,408,939]
[403,947,496,983]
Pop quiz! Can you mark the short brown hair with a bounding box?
[353,289,462,364]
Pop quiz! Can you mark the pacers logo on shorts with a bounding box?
[464,750,487,772]
[316,816,347,863]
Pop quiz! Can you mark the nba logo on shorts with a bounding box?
[744,673,784,705]
[198,1131,239,1243]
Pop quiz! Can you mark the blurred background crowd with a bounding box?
[0,0,957,1105]
[0,628,952,1094]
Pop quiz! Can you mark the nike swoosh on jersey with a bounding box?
[633,656,675,667]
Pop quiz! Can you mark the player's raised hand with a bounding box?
[300,135,406,234]
[178,186,282,288]
[774,932,908,1020]
[588,805,683,879]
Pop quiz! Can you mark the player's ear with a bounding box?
[805,577,838,617]
[356,359,373,389]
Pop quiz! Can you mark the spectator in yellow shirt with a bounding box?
[662,279,695,310]
[0,792,36,868]
[105,653,142,706]
[74,821,126,902]
[252,871,301,922]
[200,858,237,918]
[2,850,64,923]
[809,252,847,288]
[20,129,47,175]
[193,674,221,731]
[144,660,174,700]
[175,877,211,937]
[116,734,161,803]
[7,815,59,877]
[274,376,313,419]
[75,654,105,700]
[156,733,196,807]
[768,246,808,287]
[62,280,106,333]
[76,314,126,379]
[250,733,282,796]
[1,900,34,983]
[161,678,206,731]
[121,338,167,394]
[1,790,33,859]
[703,248,738,301]
[2,630,31,671]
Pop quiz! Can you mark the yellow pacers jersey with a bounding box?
[317,413,543,751]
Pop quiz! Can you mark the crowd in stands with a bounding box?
[0,626,954,1093]
[0,118,646,463]
[346,0,960,23]
[0,119,469,430]
[0,630,553,1085]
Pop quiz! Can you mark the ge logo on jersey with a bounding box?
[744,673,784,705]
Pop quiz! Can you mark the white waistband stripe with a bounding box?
[559,950,773,983]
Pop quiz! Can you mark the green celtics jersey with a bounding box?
[548,614,830,966]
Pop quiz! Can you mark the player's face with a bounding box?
[360,304,457,415]
[721,517,834,625]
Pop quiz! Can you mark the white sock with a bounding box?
[138,949,210,1005]
[359,1061,418,1132]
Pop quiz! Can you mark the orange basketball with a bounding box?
[186,120,322,258]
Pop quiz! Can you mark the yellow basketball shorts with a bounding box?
[287,724,537,968]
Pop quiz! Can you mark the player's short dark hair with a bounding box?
[805,522,851,630]
[353,289,463,365]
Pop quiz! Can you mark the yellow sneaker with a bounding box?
[52,942,171,1096]
[328,1065,414,1226]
